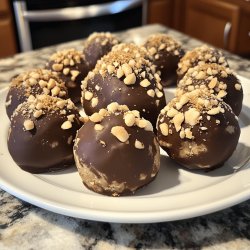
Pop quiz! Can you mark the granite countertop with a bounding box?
[0,24,250,250]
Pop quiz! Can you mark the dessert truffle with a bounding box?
[177,63,243,116]
[74,103,160,196]
[46,48,88,103]
[81,48,166,128]
[8,95,81,173]
[157,90,240,170]
[83,32,119,71]
[5,69,68,119]
[143,33,185,87]
[177,45,229,80]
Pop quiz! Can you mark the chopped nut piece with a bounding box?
[107,65,115,74]
[67,114,75,122]
[61,120,72,130]
[47,79,56,89]
[84,91,93,100]
[173,113,184,132]
[71,70,80,81]
[235,83,241,91]
[107,102,119,112]
[184,108,200,126]
[195,71,206,80]
[89,113,103,123]
[147,89,155,98]
[63,68,70,75]
[140,79,151,88]
[208,78,217,89]
[121,63,132,76]
[94,124,104,131]
[124,113,136,127]
[52,63,63,71]
[33,110,43,118]
[124,73,136,85]
[111,126,129,142]
[135,139,144,149]
[51,86,60,96]
[117,67,124,78]
[56,100,66,108]
[167,108,179,118]
[207,107,221,115]
[23,120,34,131]
[217,90,227,98]
[159,123,169,136]
[91,97,98,108]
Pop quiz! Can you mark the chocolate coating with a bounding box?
[46,48,88,103]
[81,48,166,128]
[157,90,240,170]
[83,32,119,71]
[177,63,243,116]
[177,45,229,80]
[8,95,81,173]
[143,33,184,87]
[74,105,160,196]
[5,69,68,119]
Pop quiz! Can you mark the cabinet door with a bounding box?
[184,0,240,52]
[0,0,17,58]
[147,0,174,27]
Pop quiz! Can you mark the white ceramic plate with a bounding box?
[0,75,250,223]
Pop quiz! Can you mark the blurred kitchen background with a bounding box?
[0,0,249,59]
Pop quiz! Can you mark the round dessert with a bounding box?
[177,63,243,116]
[177,45,229,80]
[157,90,240,170]
[74,103,160,196]
[5,69,68,119]
[81,48,166,128]
[8,95,82,173]
[46,48,88,103]
[83,32,119,71]
[143,33,184,87]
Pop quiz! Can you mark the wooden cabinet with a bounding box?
[0,0,17,58]
[184,0,242,53]
[147,0,175,27]
[147,0,250,57]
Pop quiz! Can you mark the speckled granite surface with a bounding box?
[0,24,250,250]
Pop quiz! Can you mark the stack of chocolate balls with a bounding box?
[157,45,243,170]
[5,30,243,196]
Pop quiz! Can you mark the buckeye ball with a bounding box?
[74,103,160,196]
[83,32,119,71]
[177,63,243,116]
[157,90,240,170]
[5,68,68,119]
[8,95,81,173]
[81,47,166,128]
[46,48,88,103]
[177,45,229,80]
[143,33,184,87]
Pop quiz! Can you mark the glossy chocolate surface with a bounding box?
[8,97,81,173]
[74,112,160,196]
[157,96,240,170]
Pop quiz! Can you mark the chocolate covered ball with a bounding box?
[81,48,166,128]
[143,33,184,87]
[74,103,160,196]
[5,69,68,119]
[157,90,240,170]
[83,32,119,71]
[177,45,229,80]
[8,95,82,173]
[46,48,88,103]
[177,63,243,116]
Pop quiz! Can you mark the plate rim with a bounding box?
[0,75,250,223]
